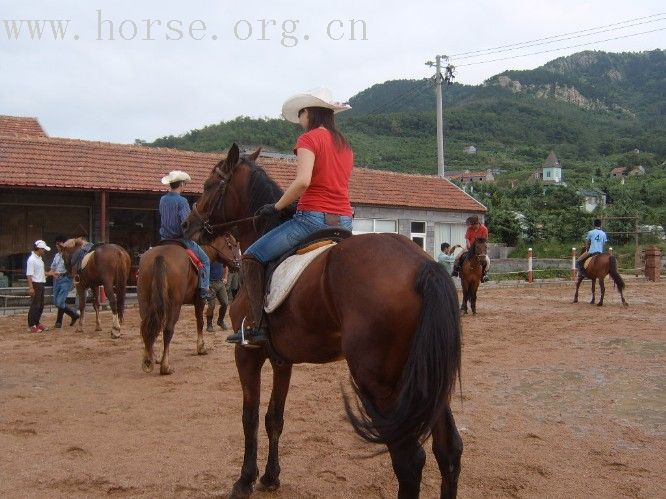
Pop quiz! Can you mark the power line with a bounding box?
[452,16,666,61]
[454,27,666,67]
[449,12,665,58]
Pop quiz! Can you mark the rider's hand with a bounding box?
[256,203,278,218]
[28,287,35,296]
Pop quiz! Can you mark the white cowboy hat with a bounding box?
[281,87,352,124]
[161,170,192,185]
[34,239,51,251]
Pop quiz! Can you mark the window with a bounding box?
[411,221,426,250]
[352,218,397,235]
[546,171,551,178]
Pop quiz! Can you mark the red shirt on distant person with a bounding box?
[465,224,488,248]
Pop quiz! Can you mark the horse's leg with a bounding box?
[387,435,426,498]
[230,347,267,499]
[597,278,605,307]
[104,278,121,338]
[195,299,207,355]
[159,316,177,375]
[573,276,584,303]
[257,362,293,492]
[432,406,463,499]
[75,285,86,333]
[471,282,478,315]
[460,282,468,315]
[590,278,596,304]
[92,287,102,331]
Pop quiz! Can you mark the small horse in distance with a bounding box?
[138,233,241,375]
[459,237,488,315]
[573,253,628,307]
[60,239,131,338]
[183,144,463,499]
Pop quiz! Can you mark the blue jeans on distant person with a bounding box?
[184,240,210,290]
[246,210,353,263]
[53,276,72,308]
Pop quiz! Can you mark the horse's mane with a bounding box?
[473,237,487,248]
[244,159,291,234]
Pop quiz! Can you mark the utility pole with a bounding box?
[425,55,455,176]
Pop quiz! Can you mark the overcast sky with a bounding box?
[1,0,664,143]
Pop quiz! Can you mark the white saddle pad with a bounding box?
[81,251,95,270]
[264,243,336,313]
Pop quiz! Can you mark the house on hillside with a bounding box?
[541,151,563,184]
[463,145,477,154]
[610,165,645,177]
[578,189,607,213]
[443,169,494,184]
[0,114,486,285]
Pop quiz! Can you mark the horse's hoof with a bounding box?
[111,330,121,339]
[142,359,154,373]
[623,302,629,307]
[257,476,280,492]
[229,480,253,499]
[597,302,603,307]
[95,326,102,332]
[197,348,208,356]
[159,366,174,375]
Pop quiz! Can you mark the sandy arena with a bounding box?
[1,280,664,498]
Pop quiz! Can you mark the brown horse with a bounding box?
[138,233,241,375]
[61,239,131,338]
[573,253,628,307]
[183,144,463,499]
[458,238,487,315]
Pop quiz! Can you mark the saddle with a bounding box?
[582,252,601,270]
[154,239,204,271]
[263,228,352,313]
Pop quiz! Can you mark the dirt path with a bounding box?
[1,281,664,498]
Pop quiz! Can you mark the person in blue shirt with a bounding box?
[51,235,79,328]
[206,262,230,332]
[159,170,210,299]
[577,218,608,272]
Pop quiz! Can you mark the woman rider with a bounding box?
[226,88,353,346]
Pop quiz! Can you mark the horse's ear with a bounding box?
[223,143,240,173]
[246,147,261,162]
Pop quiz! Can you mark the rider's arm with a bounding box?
[275,148,314,210]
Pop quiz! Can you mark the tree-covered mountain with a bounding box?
[145,49,666,181]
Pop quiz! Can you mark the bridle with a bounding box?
[189,163,259,237]
[202,232,241,269]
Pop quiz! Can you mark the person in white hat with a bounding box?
[227,88,353,345]
[159,170,211,299]
[26,239,57,333]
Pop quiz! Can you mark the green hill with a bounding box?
[145,49,666,179]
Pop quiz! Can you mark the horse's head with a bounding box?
[472,237,488,258]
[182,143,260,243]
[206,232,242,271]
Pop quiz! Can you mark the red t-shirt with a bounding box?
[294,128,353,216]
[465,224,489,247]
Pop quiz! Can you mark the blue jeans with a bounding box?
[184,240,210,290]
[246,210,353,263]
[53,275,72,308]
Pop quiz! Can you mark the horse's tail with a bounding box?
[141,255,169,348]
[344,259,462,446]
[608,255,625,292]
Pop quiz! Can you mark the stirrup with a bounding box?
[226,316,267,348]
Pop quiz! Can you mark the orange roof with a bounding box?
[610,166,627,174]
[0,134,485,213]
[0,116,46,137]
[443,170,489,180]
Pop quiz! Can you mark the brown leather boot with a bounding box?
[226,255,268,345]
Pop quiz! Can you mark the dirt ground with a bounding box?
[1,280,664,498]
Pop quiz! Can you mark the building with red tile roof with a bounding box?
[0,115,485,284]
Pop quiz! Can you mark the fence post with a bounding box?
[528,248,533,283]
[572,247,577,281]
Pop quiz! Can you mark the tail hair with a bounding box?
[608,255,625,292]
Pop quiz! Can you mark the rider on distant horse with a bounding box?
[226,88,353,346]
[451,215,490,282]
[576,218,608,273]
[159,170,211,300]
